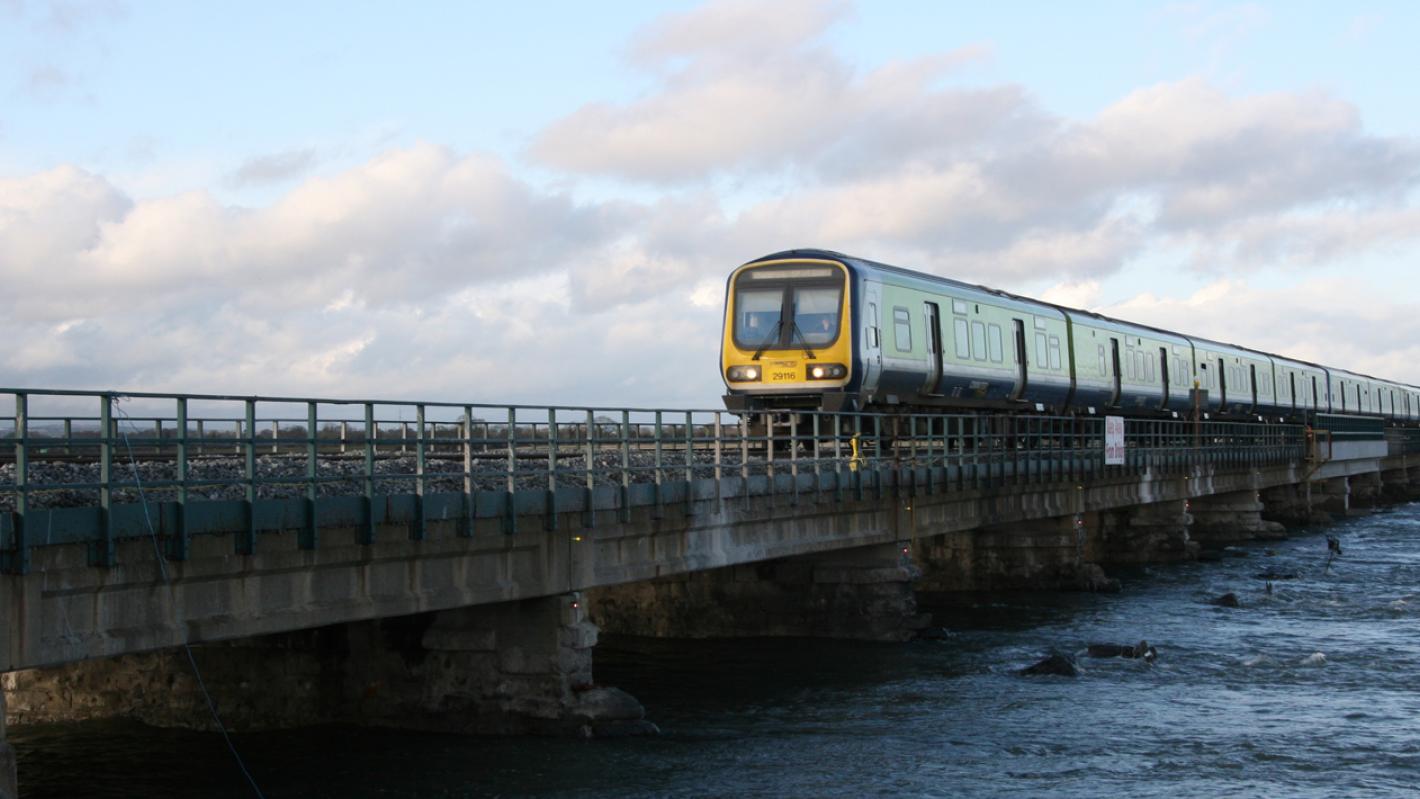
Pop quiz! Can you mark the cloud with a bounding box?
[225,148,318,187]
[528,1,1420,291]
[1105,277,1420,383]
[0,144,613,322]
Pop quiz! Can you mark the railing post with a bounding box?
[4,393,30,574]
[238,399,256,555]
[713,411,724,505]
[789,413,800,506]
[93,393,116,567]
[684,411,695,516]
[361,403,376,545]
[583,409,596,528]
[739,413,751,505]
[460,405,474,538]
[169,397,190,561]
[619,410,632,523]
[652,410,664,519]
[411,403,426,541]
[545,408,558,531]
[812,413,823,502]
[301,401,319,549]
[504,407,518,535]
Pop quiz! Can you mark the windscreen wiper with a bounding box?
[751,320,785,361]
[788,320,818,360]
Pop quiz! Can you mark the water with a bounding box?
[13,505,1420,798]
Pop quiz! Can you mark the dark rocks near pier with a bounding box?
[1020,654,1081,677]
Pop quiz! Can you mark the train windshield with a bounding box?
[732,265,843,350]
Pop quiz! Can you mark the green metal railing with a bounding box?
[0,388,1316,574]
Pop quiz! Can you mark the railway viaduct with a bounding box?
[3,388,1420,797]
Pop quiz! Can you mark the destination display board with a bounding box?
[1105,415,1126,465]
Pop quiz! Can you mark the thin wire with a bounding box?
[115,400,267,799]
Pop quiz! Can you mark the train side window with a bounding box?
[952,299,968,315]
[1125,348,1134,380]
[1047,335,1062,370]
[893,307,912,352]
[1097,345,1106,375]
[1035,332,1048,368]
[954,318,970,358]
[1145,355,1154,383]
[971,321,987,361]
[987,324,1003,363]
[867,303,879,348]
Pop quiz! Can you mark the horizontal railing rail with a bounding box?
[0,388,1319,574]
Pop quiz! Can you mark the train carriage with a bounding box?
[720,249,1420,423]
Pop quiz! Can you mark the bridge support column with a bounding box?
[1378,469,1416,504]
[589,543,929,642]
[1097,500,1196,564]
[915,515,1117,593]
[1310,476,1351,516]
[1260,483,1328,528]
[1349,472,1383,509]
[346,595,654,737]
[0,597,654,738]
[1,687,15,799]
[1187,489,1286,549]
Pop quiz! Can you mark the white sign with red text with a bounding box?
[1105,415,1126,465]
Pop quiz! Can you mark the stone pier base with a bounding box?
[1379,469,1416,504]
[589,543,929,642]
[1097,500,1197,564]
[915,515,1116,593]
[1259,482,1327,527]
[1349,472,1384,509]
[1187,490,1286,549]
[1311,476,1351,517]
[1,689,15,799]
[1,596,652,740]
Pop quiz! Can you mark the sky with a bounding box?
[3,0,1420,409]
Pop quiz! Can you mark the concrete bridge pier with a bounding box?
[1311,476,1351,517]
[588,542,929,642]
[1379,469,1416,504]
[345,595,654,737]
[1349,472,1384,509]
[1,689,14,799]
[1097,500,1196,564]
[915,515,1116,593]
[1186,490,1286,550]
[0,596,654,741]
[1260,483,1329,528]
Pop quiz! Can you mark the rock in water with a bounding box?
[1020,654,1081,677]
[1210,592,1241,608]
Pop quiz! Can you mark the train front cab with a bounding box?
[721,257,857,411]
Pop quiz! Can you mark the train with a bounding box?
[720,249,1420,421]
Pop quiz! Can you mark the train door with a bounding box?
[862,286,882,392]
[1218,358,1227,410]
[1109,338,1122,406]
[1011,319,1028,400]
[1249,364,1258,412]
[922,301,942,395]
[1157,347,1169,409]
[1311,376,1319,411]
[1289,373,1297,411]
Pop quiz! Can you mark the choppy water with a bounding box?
[13,505,1420,798]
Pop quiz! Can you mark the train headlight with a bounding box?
[727,365,762,382]
[807,363,847,380]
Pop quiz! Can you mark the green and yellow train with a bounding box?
[721,249,1420,420]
